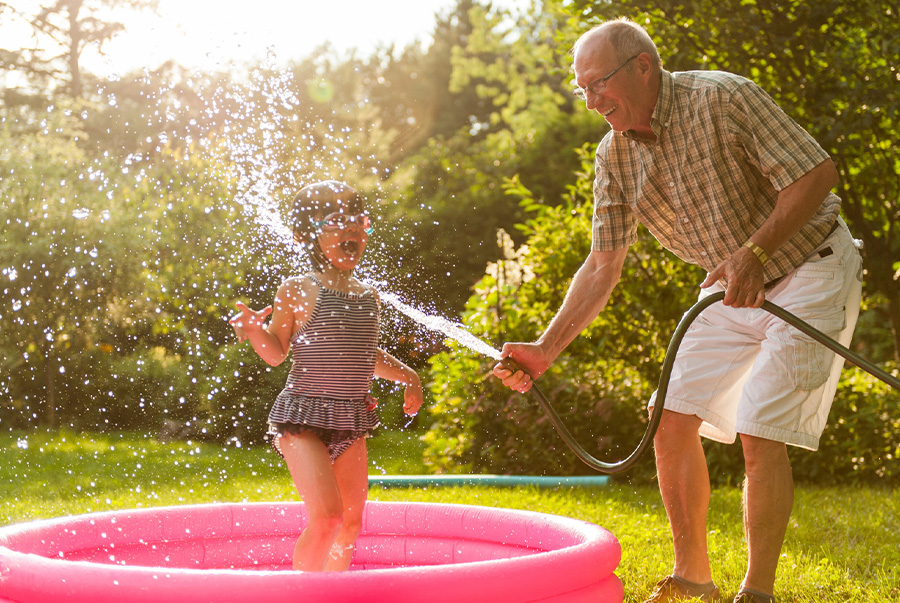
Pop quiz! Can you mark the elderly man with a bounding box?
[493,18,862,603]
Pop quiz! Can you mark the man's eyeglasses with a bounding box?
[313,212,373,234]
[573,54,641,100]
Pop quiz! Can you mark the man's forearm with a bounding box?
[748,159,839,255]
[537,247,628,359]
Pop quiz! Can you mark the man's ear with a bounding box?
[637,53,651,75]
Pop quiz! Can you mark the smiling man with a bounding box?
[493,17,863,603]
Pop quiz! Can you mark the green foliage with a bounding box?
[798,365,900,483]
[2,0,159,99]
[0,104,275,435]
[381,1,605,313]
[705,365,900,485]
[0,40,439,440]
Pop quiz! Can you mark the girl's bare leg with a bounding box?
[279,431,343,571]
[325,437,369,571]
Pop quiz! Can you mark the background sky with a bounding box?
[3,0,528,79]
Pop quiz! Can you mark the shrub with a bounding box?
[794,365,899,483]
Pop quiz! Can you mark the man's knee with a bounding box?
[740,434,790,476]
[654,411,703,444]
[653,411,705,466]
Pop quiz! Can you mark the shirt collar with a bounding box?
[622,69,674,143]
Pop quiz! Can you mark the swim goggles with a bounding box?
[312,212,373,234]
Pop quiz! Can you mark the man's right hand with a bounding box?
[492,342,552,393]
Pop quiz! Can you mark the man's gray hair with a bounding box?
[572,17,661,68]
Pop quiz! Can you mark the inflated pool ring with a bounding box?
[0,501,623,603]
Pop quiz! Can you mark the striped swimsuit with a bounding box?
[267,275,380,461]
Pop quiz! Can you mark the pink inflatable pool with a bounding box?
[0,501,622,603]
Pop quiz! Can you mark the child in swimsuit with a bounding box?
[230,180,423,572]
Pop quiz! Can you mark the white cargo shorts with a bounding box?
[649,219,863,450]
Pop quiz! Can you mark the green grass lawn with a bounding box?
[1,429,898,602]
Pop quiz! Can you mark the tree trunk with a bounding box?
[67,0,82,98]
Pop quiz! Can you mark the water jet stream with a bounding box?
[375,289,501,360]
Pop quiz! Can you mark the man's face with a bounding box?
[574,39,650,134]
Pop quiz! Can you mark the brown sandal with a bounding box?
[643,575,723,603]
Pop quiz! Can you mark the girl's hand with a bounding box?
[230,302,272,342]
[403,375,424,416]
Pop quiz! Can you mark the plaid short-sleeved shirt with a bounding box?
[592,69,840,282]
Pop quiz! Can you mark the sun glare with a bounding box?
[82,0,524,77]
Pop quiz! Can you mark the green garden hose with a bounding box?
[503,291,900,475]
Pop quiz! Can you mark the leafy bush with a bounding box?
[705,365,900,485]
[0,108,268,436]
[810,365,900,482]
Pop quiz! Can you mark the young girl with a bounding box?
[230,180,423,572]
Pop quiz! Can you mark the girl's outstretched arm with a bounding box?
[374,349,423,416]
[231,277,316,366]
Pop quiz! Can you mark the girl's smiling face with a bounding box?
[290,180,371,273]
[314,207,370,271]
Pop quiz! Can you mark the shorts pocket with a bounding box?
[792,263,836,281]
[778,310,846,391]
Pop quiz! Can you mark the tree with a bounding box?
[1,0,157,99]
[0,104,262,432]
[356,0,493,166]
[0,110,144,427]
[381,0,604,314]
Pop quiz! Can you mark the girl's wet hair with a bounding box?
[289,180,364,271]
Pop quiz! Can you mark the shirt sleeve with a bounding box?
[592,144,639,251]
[726,79,831,191]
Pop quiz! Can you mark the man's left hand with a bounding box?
[701,246,766,308]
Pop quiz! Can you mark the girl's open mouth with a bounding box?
[340,240,359,255]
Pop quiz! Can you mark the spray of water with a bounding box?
[2,48,502,447]
[209,57,502,361]
[0,24,509,516]
[375,290,501,360]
